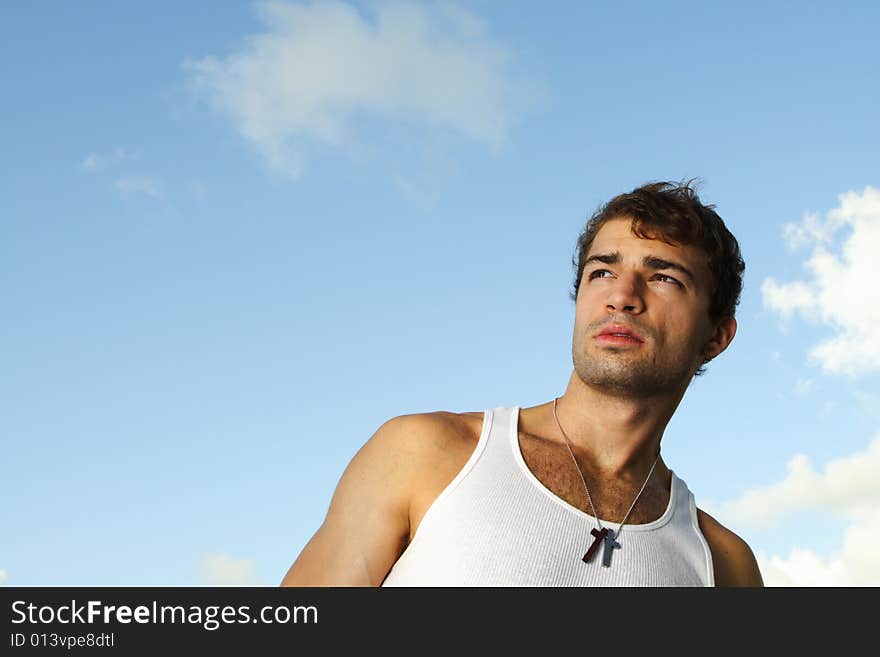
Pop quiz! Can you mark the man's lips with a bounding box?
[594,324,645,343]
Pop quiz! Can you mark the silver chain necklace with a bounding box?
[552,396,660,567]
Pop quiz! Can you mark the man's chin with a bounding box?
[573,361,685,397]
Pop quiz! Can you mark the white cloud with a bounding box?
[716,433,880,528]
[0,569,7,585]
[760,278,816,321]
[762,186,880,376]
[184,0,521,179]
[781,210,842,251]
[710,435,880,585]
[80,148,134,172]
[81,153,100,171]
[793,377,814,396]
[115,176,164,199]
[756,510,880,586]
[200,553,259,585]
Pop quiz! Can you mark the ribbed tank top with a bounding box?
[381,405,714,586]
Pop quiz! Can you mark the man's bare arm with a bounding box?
[697,508,764,587]
[279,414,435,587]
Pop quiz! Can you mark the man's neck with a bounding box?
[549,370,687,481]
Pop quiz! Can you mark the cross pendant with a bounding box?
[582,527,608,563]
[601,530,621,567]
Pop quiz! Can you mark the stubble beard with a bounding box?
[572,338,696,398]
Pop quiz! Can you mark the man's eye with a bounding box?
[654,274,682,287]
[588,269,611,280]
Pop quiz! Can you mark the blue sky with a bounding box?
[2,0,878,586]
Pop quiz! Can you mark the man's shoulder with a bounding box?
[696,507,764,587]
[370,409,485,460]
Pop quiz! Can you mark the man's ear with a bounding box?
[702,316,737,363]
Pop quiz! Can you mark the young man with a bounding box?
[280,180,763,587]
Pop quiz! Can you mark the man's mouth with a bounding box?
[595,323,645,343]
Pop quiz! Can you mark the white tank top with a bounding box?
[381,405,714,586]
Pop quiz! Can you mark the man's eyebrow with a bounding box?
[584,251,697,285]
[583,252,620,267]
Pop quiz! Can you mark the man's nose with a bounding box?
[605,272,645,313]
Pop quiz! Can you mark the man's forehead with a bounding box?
[589,218,703,261]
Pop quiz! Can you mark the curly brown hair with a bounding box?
[570,178,745,376]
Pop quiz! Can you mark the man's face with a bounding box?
[572,217,720,397]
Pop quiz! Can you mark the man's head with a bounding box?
[569,179,744,394]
